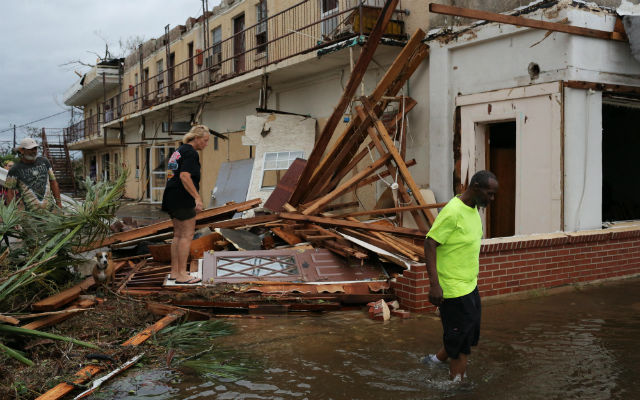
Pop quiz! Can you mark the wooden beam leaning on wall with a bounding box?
[300,30,428,203]
[354,105,429,231]
[289,0,400,206]
[360,97,436,225]
[429,3,627,42]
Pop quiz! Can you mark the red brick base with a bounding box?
[393,227,640,312]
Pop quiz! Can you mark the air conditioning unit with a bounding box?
[206,52,222,70]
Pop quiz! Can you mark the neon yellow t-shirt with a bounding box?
[426,196,482,298]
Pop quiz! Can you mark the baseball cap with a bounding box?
[17,137,38,150]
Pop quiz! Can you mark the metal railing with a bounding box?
[64,113,100,143]
[66,0,405,142]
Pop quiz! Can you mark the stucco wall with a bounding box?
[243,112,317,205]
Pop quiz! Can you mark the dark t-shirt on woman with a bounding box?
[161,143,200,211]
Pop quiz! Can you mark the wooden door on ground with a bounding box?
[487,121,516,238]
[233,14,245,73]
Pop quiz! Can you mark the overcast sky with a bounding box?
[0,1,219,146]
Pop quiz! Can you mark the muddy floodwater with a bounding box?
[93,278,640,399]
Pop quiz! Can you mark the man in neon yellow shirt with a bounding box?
[423,170,498,381]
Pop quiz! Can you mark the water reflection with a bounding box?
[91,279,640,399]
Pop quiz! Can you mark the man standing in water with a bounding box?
[423,170,498,381]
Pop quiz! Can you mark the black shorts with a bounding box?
[167,207,196,221]
[439,287,481,359]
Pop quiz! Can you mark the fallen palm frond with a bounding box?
[157,320,256,379]
[0,170,127,366]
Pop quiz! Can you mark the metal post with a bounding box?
[165,24,171,100]
[12,124,16,149]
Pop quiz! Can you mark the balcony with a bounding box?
[64,63,121,107]
[64,113,120,150]
[107,0,406,121]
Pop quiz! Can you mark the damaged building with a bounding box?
[59,0,640,313]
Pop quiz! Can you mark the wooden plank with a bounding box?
[360,98,435,225]
[115,259,147,294]
[355,105,428,231]
[209,214,279,229]
[564,80,640,95]
[302,153,392,215]
[340,203,447,218]
[22,299,96,330]
[264,158,307,212]
[0,315,19,325]
[429,3,626,42]
[36,366,103,400]
[271,227,303,245]
[279,213,426,238]
[32,261,126,311]
[88,199,262,249]
[303,31,426,201]
[289,0,400,206]
[121,311,185,347]
[356,159,416,188]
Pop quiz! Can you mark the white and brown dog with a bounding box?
[92,251,114,293]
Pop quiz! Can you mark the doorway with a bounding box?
[486,121,516,237]
[233,14,245,73]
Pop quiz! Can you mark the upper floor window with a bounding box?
[211,26,222,66]
[156,59,164,92]
[256,0,268,54]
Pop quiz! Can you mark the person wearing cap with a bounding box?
[4,137,62,211]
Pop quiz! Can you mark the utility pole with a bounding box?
[12,124,16,149]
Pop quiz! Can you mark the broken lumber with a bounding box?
[279,213,426,238]
[340,203,447,218]
[32,261,126,311]
[289,0,400,206]
[87,199,261,249]
[429,3,626,42]
[22,299,96,331]
[121,311,185,346]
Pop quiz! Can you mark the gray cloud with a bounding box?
[0,0,214,141]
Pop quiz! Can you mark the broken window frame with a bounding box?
[259,150,304,189]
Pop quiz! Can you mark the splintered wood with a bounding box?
[222,26,436,265]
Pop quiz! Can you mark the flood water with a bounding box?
[93,277,640,399]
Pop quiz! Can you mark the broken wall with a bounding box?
[243,112,316,205]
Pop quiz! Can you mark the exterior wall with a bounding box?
[393,226,640,312]
[457,82,563,235]
[243,112,317,204]
[563,88,603,231]
[427,3,640,233]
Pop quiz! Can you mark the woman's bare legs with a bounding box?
[170,217,196,282]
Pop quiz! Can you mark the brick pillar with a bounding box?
[392,264,436,313]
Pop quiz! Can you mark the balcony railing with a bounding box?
[105,0,405,121]
[64,114,100,144]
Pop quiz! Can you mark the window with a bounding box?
[260,150,304,189]
[134,73,139,100]
[143,67,149,98]
[211,26,222,67]
[255,1,268,54]
[156,59,164,94]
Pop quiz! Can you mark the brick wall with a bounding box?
[393,227,640,312]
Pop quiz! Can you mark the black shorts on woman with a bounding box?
[439,286,481,359]
[161,143,201,219]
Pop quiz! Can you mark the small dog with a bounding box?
[92,251,114,295]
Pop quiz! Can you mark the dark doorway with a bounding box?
[486,121,516,237]
[602,102,640,222]
[233,14,245,73]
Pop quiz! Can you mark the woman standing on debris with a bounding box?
[162,125,210,284]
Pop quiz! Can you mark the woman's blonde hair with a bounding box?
[183,124,210,144]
